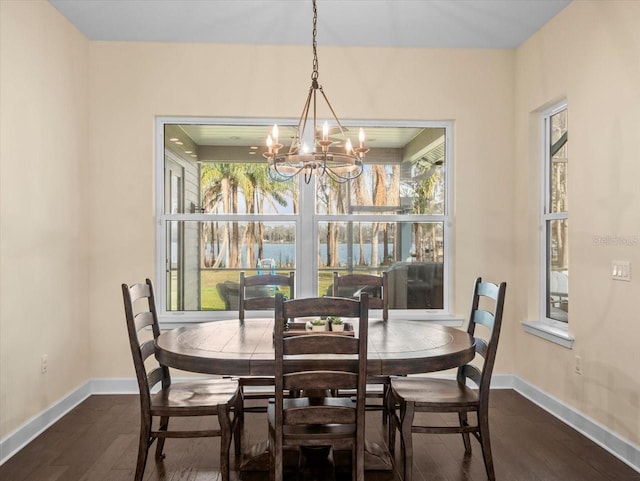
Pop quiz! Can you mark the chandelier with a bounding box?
[264,0,367,184]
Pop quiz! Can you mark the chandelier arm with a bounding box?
[268,169,290,182]
[268,167,291,182]
[325,165,363,183]
[304,170,313,184]
[293,86,315,154]
[271,161,303,181]
[319,157,328,177]
[318,87,349,139]
[312,85,318,150]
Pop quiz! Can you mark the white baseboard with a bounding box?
[0,380,93,465]
[0,378,137,464]
[1,375,638,473]
[512,376,639,473]
[89,377,139,394]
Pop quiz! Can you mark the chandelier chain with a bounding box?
[264,0,366,184]
[311,0,318,82]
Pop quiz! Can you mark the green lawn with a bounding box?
[172,268,380,311]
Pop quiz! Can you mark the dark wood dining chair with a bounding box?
[269,294,369,481]
[385,277,507,481]
[237,271,295,413]
[122,279,244,481]
[239,271,295,321]
[333,271,389,417]
[332,271,388,321]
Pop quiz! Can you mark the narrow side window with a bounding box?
[542,104,569,324]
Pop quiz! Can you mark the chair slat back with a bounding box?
[459,363,483,387]
[140,339,156,361]
[332,271,388,320]
[122,279,170,407]
[239,271,295,320]
[283,334,359,355]
[281,295,362,319]
[147,366,165,389]
[134,311,155,333]
[284,403,356,426]
[283,371,358,391]
[473,309,495,331]
[459,277,507,398]
[473,337,489,359]
[477,281,500,298]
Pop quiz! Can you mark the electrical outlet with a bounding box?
[41,354,48,374]
[574,355,582,375]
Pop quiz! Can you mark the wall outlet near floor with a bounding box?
[574,355,582,375]
[41,354,48,374]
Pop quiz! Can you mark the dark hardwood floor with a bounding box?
[1,390,637,481]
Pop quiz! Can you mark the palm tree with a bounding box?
[352,173,370,266]
[411,164,441,262]
[203,161,297,272]
[239,164,291,267]
[384,165,400,264]
[201,166,225,267]
[201,163,244,268]
[316,174,347,268]
[259,177,293,263]
[370,164,387,268]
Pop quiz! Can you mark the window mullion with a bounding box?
[298,177,316,297]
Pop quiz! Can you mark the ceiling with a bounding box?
[51,0,570,153]
[50,0,571,49]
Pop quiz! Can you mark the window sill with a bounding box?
[521,320,574,349]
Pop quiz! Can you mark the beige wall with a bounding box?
[0,0,90,439]
[87,41,516,379]
[1,0,637,453]
[514,1,640,445]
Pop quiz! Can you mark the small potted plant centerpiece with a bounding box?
[328,316,344,332]
[310,318,327,332]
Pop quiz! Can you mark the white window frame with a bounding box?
[155,117,456,325]
[523,101,574,348]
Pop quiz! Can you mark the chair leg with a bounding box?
[399,401,415,481]
[478,408,496,481]
[233,399,244,470]
[274,446,283,481]
[135,418,152,481]
[384,390,396,457]
[458,411,472,453]
[352,443,358,481]
[155,416,168,460]
[388,415,396,461]
[218,405,232,481]
[268,431,280,481]
[356,432,366,481]
[381,383,389,444]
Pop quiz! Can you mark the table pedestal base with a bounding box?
[298,446,336,481]
[239,440,392,472]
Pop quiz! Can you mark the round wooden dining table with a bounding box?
[155,318,475,377]
[155,318,475,472]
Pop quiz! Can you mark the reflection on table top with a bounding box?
[156,318,475,376]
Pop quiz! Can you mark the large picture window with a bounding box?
[541,103,569,324]
[156,119,451,322]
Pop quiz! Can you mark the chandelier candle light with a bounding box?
[264,0,367,183]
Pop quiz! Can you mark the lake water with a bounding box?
[204,242,395,267]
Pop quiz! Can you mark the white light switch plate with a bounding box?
[612,260,631,281]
